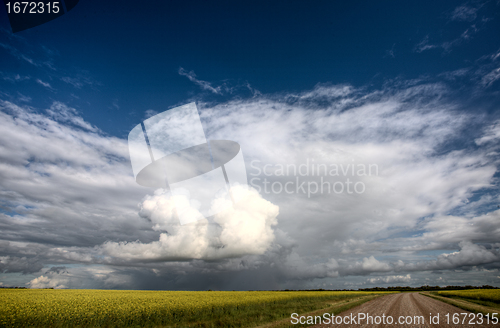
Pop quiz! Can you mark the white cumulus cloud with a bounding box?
[101,185,279,260]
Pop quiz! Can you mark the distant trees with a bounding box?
[358,285,498,292]
[271,285,499,292]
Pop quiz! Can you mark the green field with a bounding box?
[0,289,390,328]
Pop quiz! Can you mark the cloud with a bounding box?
[178,67,222,94]
[414,36,437,53]
[450,4,479,22]
[194,83,499,279]
[178,67,260,97]
[395,241,500,273]
[407,210,500,251]
[480,67,500,87]
[36,79,54,90]
[46,266,68,274]
[144,109,159,119]
[438,49,500,89]
[339,256,392,276]
[1,73,30,83]
[60,74,99,89]
[475,120,500,145]
[101,185,279,260]
[0,99,151,252]
[1,79,500,289]
[432,241,499,269]
[367,274,411,284]
[0,42,40,67]
[384,44,396,58]
[414,27,479,54]
[16,93,31,103]
[337,240,500,278]
[46,101,98,132]
[438,68,471,81]
[61,77,82,88]
[414,2,489,55]
[289,84,354,106]
[491,48,500,61]
[27,266,132,289]
[0,255,44,274]
[28,275,65,289]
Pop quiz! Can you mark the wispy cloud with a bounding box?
[480,67,500,87]
[414,2,489,55]
[1,73,31,83]
[178,67,260,97]
[384,44,396,58]
[491,48,500,61]
[436,48,500,89]
[46,101,98,131]
[61,77,84,88]
[36,78,54,90]
[178,67,222,94]
[60,73,99,89]
[17,92,31,103]
[0,42,40,67]
[475,119,500,144]
[414,36,437,53]
[449,4,480,22]
[414,26,479,54]
[438,68,471,80]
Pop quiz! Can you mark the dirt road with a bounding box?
[310,293,497,327]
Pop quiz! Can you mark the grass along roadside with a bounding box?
[255,294,387,328]
[420,292,500,316]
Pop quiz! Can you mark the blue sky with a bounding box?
[1,1,500,290]
[2,0,500,136]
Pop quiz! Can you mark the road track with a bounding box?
[311,292,497,327]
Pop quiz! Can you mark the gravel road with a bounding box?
[310,293,497,327]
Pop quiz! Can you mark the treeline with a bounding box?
[269,285,499,292]
[358,285,499,291]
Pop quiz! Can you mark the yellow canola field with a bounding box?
[437,289,500,304]
[0,289,382,327]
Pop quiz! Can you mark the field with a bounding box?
[423,289,500,316]
[436,289,500,304]
[0,289,390,328]
[435,289,500,309]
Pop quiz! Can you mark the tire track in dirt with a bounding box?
[311,292,497,327]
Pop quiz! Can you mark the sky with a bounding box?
[1,0,500,290]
